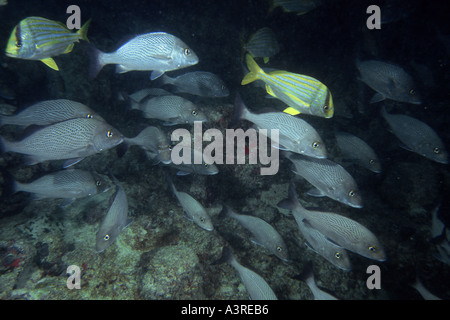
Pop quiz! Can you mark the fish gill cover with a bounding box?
[0,0,449,305]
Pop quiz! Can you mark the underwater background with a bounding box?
[0,0,449,300]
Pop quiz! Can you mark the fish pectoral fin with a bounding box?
[59,198,76,207]
[306,188,326,197]
[176,170,191,176]
[369,93,385,103]
[263,57,269,64]
[40,57,59,71]
[62,157,85,168]
[325,237,344,248]
[116,65,129,74]
[163,120,180,126]
[250,238,264,247]
[150,70,165,80]
[183,213,194,222]
[123,218,133,229]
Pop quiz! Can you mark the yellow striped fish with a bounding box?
[244,27,279,64]
[241,54,333,118]
[5,16,90,71]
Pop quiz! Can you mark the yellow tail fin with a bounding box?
[241,54,263,85]
[77,18,91,43]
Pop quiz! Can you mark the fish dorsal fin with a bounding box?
[41,57,59,71]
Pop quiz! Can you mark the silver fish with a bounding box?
[89,32,199,80]
[167,146,219,176]
[430,204,450,265]
[130,94,207,126]
[285,152,363,208]
[219,205,289,262]
[13,169,110,201]
[0,99,104,127]
[335,131,382,173]
[382,107,448,164]
[166,174,213,231]
[213,246,277,300]
[244,27,280,63]
[356,59,421,104]
[278,182,386,261]
[0,117,124,167]
[95,176,132,253]
[232,94,327,159]
[124,126,171,164]
[292,261,339,300]
[294,216,352,271]
[160,71,230,97]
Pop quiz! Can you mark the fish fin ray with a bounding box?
[41,57,59,71]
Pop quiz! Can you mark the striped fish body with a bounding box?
[382,108,448,164]
[286,153,363,208]
[92,32,198,80]
[214,247,277,300]
[220,206,289,261]
[166,176,213,231]
[357,60,421,104]
[279,183,385,261]
[133,95,206,125]
[161,72,230,97]
[242,55,333,118]
[335,132,382,173]
[5,17,90,71]
[0,99,103,127]
[14,169,109,200]
[0,118,123,165]
[233,94,327,158]
[96,182,131,253]
[124,126,171,164]
[244,27,279,63]
[294,214,352,271]
[297,206,386,261]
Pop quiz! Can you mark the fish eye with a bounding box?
[96,180,101,186]
[203,163,209,168]
[276,246,282,252]
[184,48,191,56]
[86,114,93,119]
[104,234,110,241]
[348,190,355,197]
[323,105,329,111]
[15,42,21,48]
[312,141,320,149]
[106,130,113,138]
[434,147,441,154]
[409,89,415,95]
[192,110,198,116]
[335,252,341,259]
[200,217,205,222]
[368,246,376,252]
[369,159,375,165]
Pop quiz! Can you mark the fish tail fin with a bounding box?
[291,260,314,283]
[211,246,235,266]
[87,44,105,80]
[218,205,232,219]
[228,93,248,128]
[0,171,19,199]
[277,182,301,211]
[241,54,262,85]
[0,135,11,155]
[77,18,91,42]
